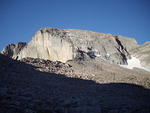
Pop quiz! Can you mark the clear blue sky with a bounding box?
[0,0,150,50]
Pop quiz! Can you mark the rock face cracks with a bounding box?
[1,27,138,64]
[16,29,75,62]
[114,36,130,64]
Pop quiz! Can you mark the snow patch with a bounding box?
[106,53,110,57]
[120,56,149,71]
[95,54,101,57]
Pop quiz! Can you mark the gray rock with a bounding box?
[1,27,138,65]
[1,42,27,59]
[0,53,150,113]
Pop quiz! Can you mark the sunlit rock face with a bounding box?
[17,29,75,62]
[2,27,138,63]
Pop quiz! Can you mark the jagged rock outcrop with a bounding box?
[1,27,138,65]
[1,42,26,58]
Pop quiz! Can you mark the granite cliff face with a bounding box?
[17,29,75,62]
[1,27,138,65]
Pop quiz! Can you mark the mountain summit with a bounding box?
[1,27,150,71]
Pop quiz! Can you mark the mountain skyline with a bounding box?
[0,0,150,50]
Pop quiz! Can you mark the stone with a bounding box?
[1,27,138,65]
[0,53,150,113]
[1,42,27,59]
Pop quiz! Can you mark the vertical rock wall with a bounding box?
[17,30,75,62]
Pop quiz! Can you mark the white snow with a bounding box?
[120,56,149,71]
[94,49,101,57]
[106,53,110,57]
[95,54,101,57]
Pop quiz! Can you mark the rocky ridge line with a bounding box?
[1,27,138,65]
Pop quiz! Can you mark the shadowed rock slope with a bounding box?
[0,54,150,113]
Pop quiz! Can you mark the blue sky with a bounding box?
[0,0,150,50]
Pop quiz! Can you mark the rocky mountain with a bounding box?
[1,27,138,65]
[0,53,150,113]
[2,27,150,72]
[0,27,150,113]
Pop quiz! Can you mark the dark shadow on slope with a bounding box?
[0,54,150,113]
